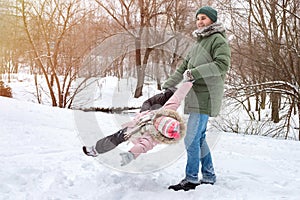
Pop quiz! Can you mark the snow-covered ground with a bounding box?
[1,76,300,199]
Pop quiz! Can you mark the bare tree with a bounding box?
[95,0,179,98]
[0,0,29,82]
[221,0,300,139]
[20,0,101,108]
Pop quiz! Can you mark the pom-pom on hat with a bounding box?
[195,6,217,22]
[154,116,180,139]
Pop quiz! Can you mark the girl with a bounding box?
[83,81,193,166]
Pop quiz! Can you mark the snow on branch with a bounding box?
[228,81,300,100]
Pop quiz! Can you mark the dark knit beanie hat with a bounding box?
[195,6,217,22]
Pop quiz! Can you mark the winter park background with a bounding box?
[0,75,300,200]
[1,0,300,199]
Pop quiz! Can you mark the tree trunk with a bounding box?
[271,93,280,123]
[34,73,41,104]
[260,91,266,109]
[153,50,161,90]
[134,38,143,98]
[298,102,300,141]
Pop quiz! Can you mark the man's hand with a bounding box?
[183,70,194,82]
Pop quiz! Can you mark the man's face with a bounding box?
[196,14,213,30]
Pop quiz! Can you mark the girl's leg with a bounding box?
[95,127,128,154]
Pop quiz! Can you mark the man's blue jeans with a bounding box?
[184,113,216,184]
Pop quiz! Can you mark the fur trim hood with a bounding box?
[192,22,225,38]
[149,109,185,144]
[126,109,185,144]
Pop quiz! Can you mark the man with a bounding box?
[164,6,231,191]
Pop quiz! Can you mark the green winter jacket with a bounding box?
[162,22,231,117]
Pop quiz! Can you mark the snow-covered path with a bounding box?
[1,96,300,200]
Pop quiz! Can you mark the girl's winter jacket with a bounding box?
[122,82,193,158]
[162,22,231,117]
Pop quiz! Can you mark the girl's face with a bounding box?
[196,14,213,30]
